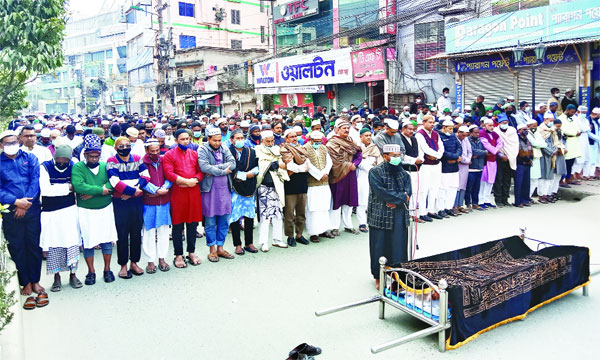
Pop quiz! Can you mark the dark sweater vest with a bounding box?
[400,134,420,171]
[41,161,76,212]
[142,155,171,206]
[417,129,440,165]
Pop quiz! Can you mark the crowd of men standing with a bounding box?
[2,86,600,306]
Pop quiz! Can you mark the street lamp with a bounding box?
[513,41,525,64]
[534,38,547,63]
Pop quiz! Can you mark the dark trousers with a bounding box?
[2,208,42,286]
[465,171,482,205]
[230,217,254,247]
[172,222,197,256]
[565,158,575,179]
[514,164,531,205]
[113,198,143,266]
[283,193,306,238]
[494,159,514,204]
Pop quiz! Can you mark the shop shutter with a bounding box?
[338,83,367,111]
[462,70,516,109]
[517,64,578,106]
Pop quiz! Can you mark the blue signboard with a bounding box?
[455,46,578,72]
[455,82,463,111]
[446,0,600,54]
[580,86,591,109]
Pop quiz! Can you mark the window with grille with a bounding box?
[414,21,445,74]
[261,26,265,43]
[178,2,194,17]
[231,40,242,50]
[260,1,265,13]
[231,10,240,25]
[177,69,183,78]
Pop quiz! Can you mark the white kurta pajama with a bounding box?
[305,152,333,236]
[573,114,590,174]
[527,130,547,196]
[356,153,378,226]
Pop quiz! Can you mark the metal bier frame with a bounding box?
[315,257,451,353]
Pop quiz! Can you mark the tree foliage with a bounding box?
[0,0,67,120]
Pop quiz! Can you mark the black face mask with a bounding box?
[117,148,131,157]
[55,162,69,171]
[87,161,99,169]
[506,110,513,116]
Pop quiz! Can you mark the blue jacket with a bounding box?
[469,136,487,170]
[0,150,40,211]
[438,130,462,173]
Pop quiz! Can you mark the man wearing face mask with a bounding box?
[359,101,372,118]
[561,88,578,111]
[466,125,487,211]
[410,95,422,114]
[39,144,84,291]
[572,105,591,181]
[513,124,534,207]
[373,119,405,154]
[0,130,46,301]
[415,115,444,221]
[585,108,600,179]
[399,106,411,121]
[71,135,116,285]
[514,101,532,127]
[356,128,383,233]
[537,114,565,202]
[367,143,411,290]
[591,87,600,110]
[437,87,452,113]
[399,120,423,221]
[493,114,519,207]
[526,119,548,201]
[190,122,204,146]
[37,128,54,153]
[478,118,503,208]
[559,104,582,185]
[436,119,462,217]
[547,88,563,117]
[349,114,363,145]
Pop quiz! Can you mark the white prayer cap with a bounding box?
[284,128,296,138]
[517,124,528,130]
[0,130,18,141]
[145,138,160,147]
[101,120,110,125]
[311,120,321,128]
[454,117,464,124]
[382,144,401,153]
[430,107,438,112]
[451,109,460,117]
[482,117,494,125]
[593,107,600,115]
[262,115,272,121]
[442,119,454,127]
[207,128,221,137]
[387,119,399,130]
[126,127,139,138]
[215,118,227,126]
[351,114,361,122]
[261,130,274,139]
[293,126,302,133]
[200,115,209,119]
[199,121,206,126]
[458,125,469,133]
[75,123,83,131]
[526,119,537,125]
[210,113,220,119]
[464,105,472,111]
[240,120,250,128]
[544,112,555,119]
[342,108,348,112]
[409,113,417,119]
[578,105,588,112]
[403,105,410,110]
[40,128,51,138]
[535,103,546,111]
[310,131,323,140]
[367,114,375,119]
[402,119,413,128]
[468,124,478,131]
[565,88,573,93]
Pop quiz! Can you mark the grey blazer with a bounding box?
[197,143,236,193]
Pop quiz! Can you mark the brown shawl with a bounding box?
[326,135,362,184]
[280,142,308,176]
[361,143,383,165]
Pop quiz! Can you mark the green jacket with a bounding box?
[72,162,113,209]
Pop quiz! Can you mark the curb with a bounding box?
[0,257,25,360]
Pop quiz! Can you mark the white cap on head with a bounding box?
[403,105,410,110]
[526,119,537,125]
[207,128,221,136]
[215,118,227,126]
[517,124,528,130]
[382,144,401,153]
[409,113,417,119]
[483,117,494,125]
[454,117,464,124]
[430,107,438,112]
[578,105,588,112]
[442,119,454,127]
[261,130,274,139]
[75,124,83,131]
[458,125,469,133]
[402,119,413,128]
[544,112,555,119]
[293,126,302,133]
[367,114,375,119]
[387,119,399,130]
[351,114,361,122]
[311,120,321,128]
[294,115,303,121]
[33,123,43,131]
[538,103,547,109]
[507,95,515,100]
[468,124,478,131]
[210,113,220,119]
[40,128,51,138]
[342,108,348,112]
[126,127,139,137]
[240,120,250,128]
[593,107,600,115]
[283,128,295,138]
[565,88,573,93]
[0,130,18,141]
[101,120,110,125]
[464,105,472,111]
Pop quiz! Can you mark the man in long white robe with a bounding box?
[356,128,382,232]
[304,131,334,242]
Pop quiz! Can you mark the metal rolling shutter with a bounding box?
[338,83,367,110]
[463,70,516,109]
[517,64,578,106]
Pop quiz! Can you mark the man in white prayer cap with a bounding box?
[526,118,548,201]
[572,105,590,179]
[367,143,411,290]
[372,118,405,154]
[414,115,445,222]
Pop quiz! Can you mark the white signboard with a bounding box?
[254,48,353,88]
[255,85,325,95]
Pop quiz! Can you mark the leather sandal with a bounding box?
[36,292,49,308]
[23,297,36,310]
[207,252,219,262]
[217,250,234,259]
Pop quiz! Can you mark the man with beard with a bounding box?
[493,114,519,207]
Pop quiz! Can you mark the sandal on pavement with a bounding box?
[217,250,234,259]
[130,268,144,276]
[173,257,188,269]
[104,270,115,283]
[69,276,83,289]
[244,246,258,253]
[118,270,133,279]
[186,255,202,266]
[235,248,245,256]
[23,297,36,310]
[36,292,49,308]
[207,252,219,262]
[158,263,170,272]
[50,279,62,292]
[146,266,157,274]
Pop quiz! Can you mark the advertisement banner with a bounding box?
[580,86,590,109]
[254,48,353,88]
[273,93,314,114]
[351,47,386,83]
[455,46,578,72]
[455,82,463,111]
[255,85,325,95]
[446,0,600,54]
[273,0,319,25]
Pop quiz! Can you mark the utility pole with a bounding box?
[155,0,173,115]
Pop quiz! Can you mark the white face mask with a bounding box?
[355,122,363,129]
[2,144,19,156]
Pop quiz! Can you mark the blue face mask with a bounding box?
[193,131,202,138]
[312,143,321,149]
[234,140,245,149]
[178,144,189,151]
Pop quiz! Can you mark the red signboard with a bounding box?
[351,48,386,84]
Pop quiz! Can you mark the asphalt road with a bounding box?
[21,187,600,360]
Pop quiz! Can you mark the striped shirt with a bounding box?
[106,154,150,198]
